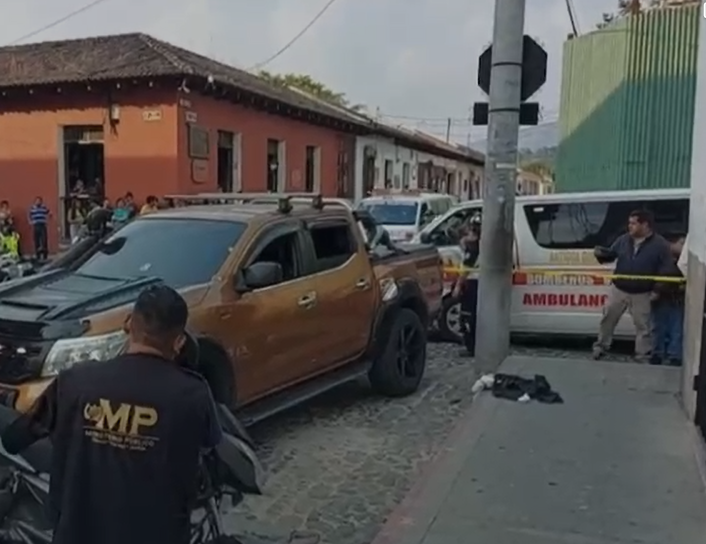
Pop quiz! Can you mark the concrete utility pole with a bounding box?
[475,0,525,373]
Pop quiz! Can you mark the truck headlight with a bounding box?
[42,331,127,377]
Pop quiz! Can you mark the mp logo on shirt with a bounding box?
[83,398,159,452]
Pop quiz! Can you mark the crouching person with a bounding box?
[650,235,686,366]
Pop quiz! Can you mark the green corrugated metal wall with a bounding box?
[556,5,699,192]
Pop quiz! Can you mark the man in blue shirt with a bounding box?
[28,196,50,260]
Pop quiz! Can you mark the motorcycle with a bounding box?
[0,335,264,544]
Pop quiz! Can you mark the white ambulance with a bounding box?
[413,188,689,342]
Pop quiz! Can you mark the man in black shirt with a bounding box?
[1,285,222,544]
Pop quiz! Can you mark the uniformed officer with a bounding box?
[2,285,221,544]
[452,214,481,357]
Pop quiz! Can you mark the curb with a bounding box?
[691,425,706,493]
[369,388,499,544]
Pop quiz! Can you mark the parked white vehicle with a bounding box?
[358,191,455,243]
[414,188,690,342]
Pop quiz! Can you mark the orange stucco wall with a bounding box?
[174,92,346,195]
[0,86,178,253]
[0,84,350,253]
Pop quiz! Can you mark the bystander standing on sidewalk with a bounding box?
[124,192,139,219]
[111,197,131,229]
[28,196,50,261]
[140,195,159,215]
[592,209,673,363]
[0,200,14,230]
[67,198,85,242]
[650,235,686,366]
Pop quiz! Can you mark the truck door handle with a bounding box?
[355,278,371,289]
[297,292,317,308]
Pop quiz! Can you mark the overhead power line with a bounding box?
[249,0,341,71]
[7,0,112,46]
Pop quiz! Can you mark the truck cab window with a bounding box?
[252,232,301,283]
[72,218,246,288]
[310,224,356,272]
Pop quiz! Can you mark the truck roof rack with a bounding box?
[164,192,354,214]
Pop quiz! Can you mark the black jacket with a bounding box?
[606,233,672,294]
[1,354,222,544]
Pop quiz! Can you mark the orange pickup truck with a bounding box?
[0,194,442,424]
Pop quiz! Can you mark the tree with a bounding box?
[596,1,697,30]
[596,0,641,29]
[257,71,363,111]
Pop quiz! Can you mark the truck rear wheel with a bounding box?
[368,308,427,397]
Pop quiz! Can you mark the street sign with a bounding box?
[477,35,547,101]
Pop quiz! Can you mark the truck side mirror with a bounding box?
[234,261,283,292]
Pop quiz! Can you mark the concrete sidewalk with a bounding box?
[372,356,706,544]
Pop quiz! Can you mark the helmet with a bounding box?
[469,213,482,225]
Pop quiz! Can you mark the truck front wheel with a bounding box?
[368,308,427,397]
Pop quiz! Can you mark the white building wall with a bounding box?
[682,10,706,420]
[354,136,419,201]
[354,136,480,201]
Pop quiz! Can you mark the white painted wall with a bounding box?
[353,136,418,201]
[353,136,481,201]
[682,10,706,419]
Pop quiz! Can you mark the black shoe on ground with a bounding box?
[649,355,662,365]
[668,358,682,367]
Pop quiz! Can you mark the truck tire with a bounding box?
[369,308,427,397]
[438,296,463,344]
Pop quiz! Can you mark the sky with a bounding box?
[0,0,618,142]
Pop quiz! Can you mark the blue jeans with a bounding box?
[651,302,683,360]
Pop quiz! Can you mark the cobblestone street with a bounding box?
[224,340,636,544]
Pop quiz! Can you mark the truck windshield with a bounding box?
[359,202,419,226]
[72,218,247,288]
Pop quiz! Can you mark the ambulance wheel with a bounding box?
[439,296,463,344]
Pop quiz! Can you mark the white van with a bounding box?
[358,192,455,243]
[413,188,690,342]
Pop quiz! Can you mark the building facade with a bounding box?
[556,4,700,192]
[353,131,484,201]
[516,169,554,195]
[0,33,396,252]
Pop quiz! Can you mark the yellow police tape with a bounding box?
[441,266,686,283]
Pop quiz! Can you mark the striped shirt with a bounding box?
[29,205,49,225]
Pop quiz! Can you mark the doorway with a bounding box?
[62,125,105,239]
[217,131,234,192]
[267,139,283,192]
[362,146,376,196]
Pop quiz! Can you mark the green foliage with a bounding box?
[257,71,363,111]
[596,1,697,30]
